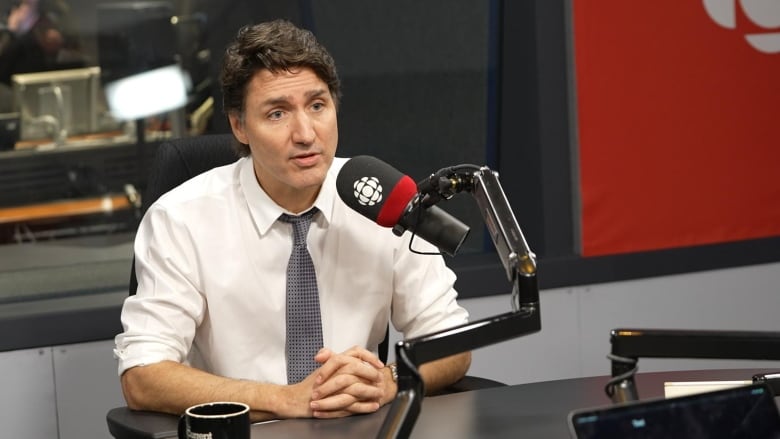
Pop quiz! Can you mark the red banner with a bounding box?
[574,0,780,256]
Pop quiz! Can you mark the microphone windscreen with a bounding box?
[336,156,418,227]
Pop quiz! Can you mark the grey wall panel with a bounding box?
[53,339,126,439]
[0,347,58,439]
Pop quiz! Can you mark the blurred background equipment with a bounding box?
[97,0,211,137]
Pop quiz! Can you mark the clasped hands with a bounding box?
[294,346,396,419]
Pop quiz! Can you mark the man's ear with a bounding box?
[228,112,248,145]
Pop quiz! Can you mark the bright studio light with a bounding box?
[105,65,189,120]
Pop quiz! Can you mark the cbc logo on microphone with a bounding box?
[703,0,780,53]
[352,177,383,206]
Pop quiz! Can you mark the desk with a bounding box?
[0,235,132,351]
[0,194,133,225]
[107,368,777,439]
[13,130,129,150]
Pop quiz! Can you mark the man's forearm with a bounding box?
[120,360,311,422]
[419,351,472,395]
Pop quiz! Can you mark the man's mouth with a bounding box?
[291,152,320,167]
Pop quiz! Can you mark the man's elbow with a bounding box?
[457,351,472,379]
[120,366,151,410]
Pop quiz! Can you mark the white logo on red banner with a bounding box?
[703,0,780,53]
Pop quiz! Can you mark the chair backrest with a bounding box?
[129,133,239,295]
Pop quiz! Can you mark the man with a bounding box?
[0,0,66,84]
[115,19,471,422]
[1,0,82,112]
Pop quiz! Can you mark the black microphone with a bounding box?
[336,155,470,256]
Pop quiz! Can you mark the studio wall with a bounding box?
[573,0,780,257]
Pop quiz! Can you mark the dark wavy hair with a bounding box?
[220,19,341,156]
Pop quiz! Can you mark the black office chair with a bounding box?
[108,133,503,438]
[128,133,240,295]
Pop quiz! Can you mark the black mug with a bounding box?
[178,402,250,439]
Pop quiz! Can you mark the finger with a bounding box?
[343,346,384,368]
[316,347,383,383]
[311,409,351,419]
[312,401,381,418]
[314,361,384,397]
[312,380,384,408]
[313,374,382,401]
[314,348,334,364]
[311,386,383,412]
[316,355,375,384]
[310,392,358,412]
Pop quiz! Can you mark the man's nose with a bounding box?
[291,112,315,145]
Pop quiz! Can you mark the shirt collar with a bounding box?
[238,157,338,234]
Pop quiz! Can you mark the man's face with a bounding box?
[229,67,338,212]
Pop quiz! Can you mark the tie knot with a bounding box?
[279,208,318,245]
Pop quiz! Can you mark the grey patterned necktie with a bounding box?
[279,208,323,384]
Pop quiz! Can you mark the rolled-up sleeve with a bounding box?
[114,203,206,375]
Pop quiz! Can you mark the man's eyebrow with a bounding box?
[305,89,328,100]
[259,89,328,108]
[260,96,292,108]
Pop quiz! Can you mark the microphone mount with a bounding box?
[416,164,538,307]
[416,164,481,207]
[377,164,541,438]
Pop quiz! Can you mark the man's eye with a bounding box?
[311,102,324,111]
[268,110,284,120]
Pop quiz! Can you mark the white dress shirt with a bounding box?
[114,156,469,384]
